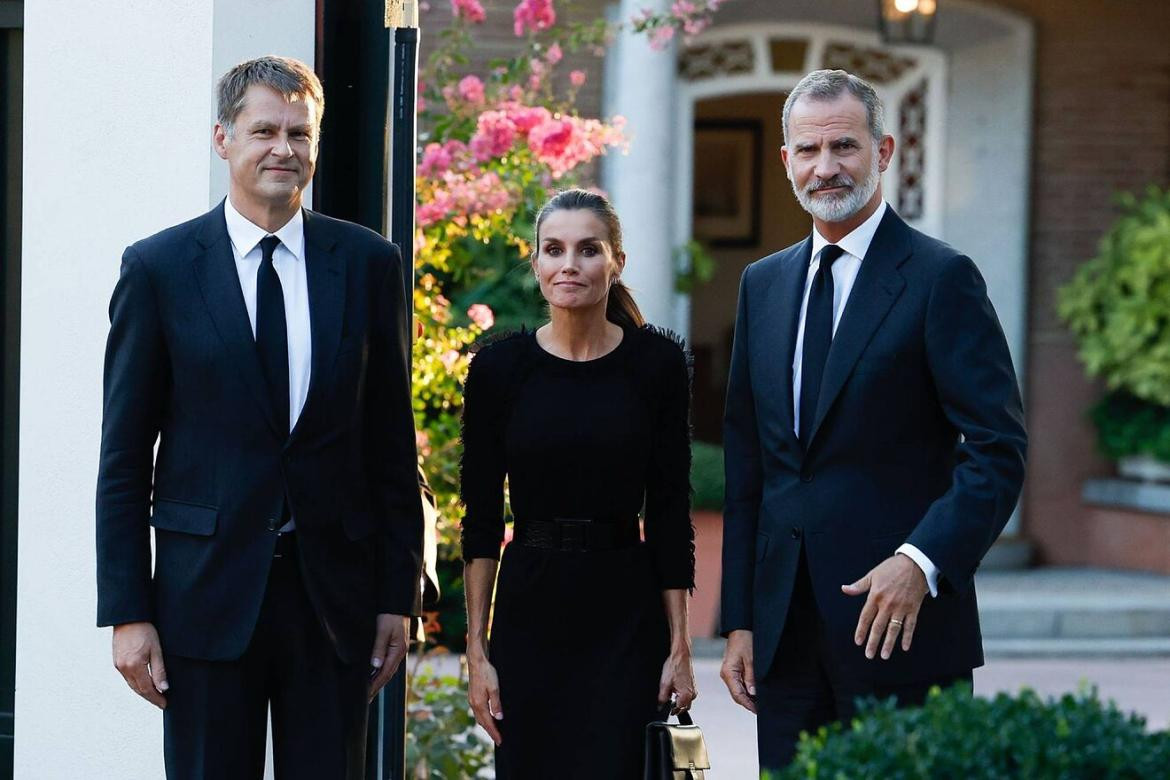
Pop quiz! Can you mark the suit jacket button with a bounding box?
[791,526,802,539]
[266,518,279,531]
[800,471,813,483]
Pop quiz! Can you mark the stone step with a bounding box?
[976,568,1170,642]
[692,568,1170,658]
[984,638,1170,658]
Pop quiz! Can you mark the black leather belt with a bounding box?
[512,517,640,552]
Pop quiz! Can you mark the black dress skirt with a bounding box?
[459,325,695,780]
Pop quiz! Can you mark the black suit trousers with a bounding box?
[755,548,972,773]
[162,536,368,780]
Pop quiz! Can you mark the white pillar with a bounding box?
[20,3,213,777]
[605,0,679,331]
[19,2,312,777]
[942,21,1034,539]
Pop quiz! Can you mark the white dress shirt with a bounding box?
[224,198,312,531]
[791,201,941,597]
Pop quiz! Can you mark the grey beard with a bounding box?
[792,157,881,223]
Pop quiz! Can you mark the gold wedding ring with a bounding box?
[889,618,904,627]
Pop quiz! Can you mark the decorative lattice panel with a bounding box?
[679,40,755,81]
[769,38,808,72]
[821,42,916,84]
[897,79,928,219]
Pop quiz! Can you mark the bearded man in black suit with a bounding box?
[718,69,1027,772]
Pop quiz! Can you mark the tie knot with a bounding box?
[259,235,281,264]
[819,244,845,270]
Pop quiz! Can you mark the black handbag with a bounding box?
[644,706,711,780]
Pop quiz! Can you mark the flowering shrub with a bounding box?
[412,0,730,568]
[406,659,493,778]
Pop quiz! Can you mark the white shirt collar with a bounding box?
[223,196,306,262]
[810,200,888,264]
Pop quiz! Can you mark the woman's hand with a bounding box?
[467,654,504,745]
[657,647,698,714]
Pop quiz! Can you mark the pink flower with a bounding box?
[458,74,485,104]
[528,118,575,161]
[649,25,675,50]
[570,69,587,87]
[469,110,518,160]
[513,0,556,36]
[415,430,432,457]
[545,43,563,64]
[467,303,495,330]
[450,0,486,23]
[416,201,448,227]
[440,349,461,370]
[418,142,453,177]
[528,74,543,91]
[671,0,697,15]
[507,105,552,132]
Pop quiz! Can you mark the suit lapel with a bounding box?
[192,202,283,438]
[766,237,813,445]
[292,209,345,440]
[805,208,910,446]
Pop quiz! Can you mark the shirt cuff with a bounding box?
[896,543,939,598]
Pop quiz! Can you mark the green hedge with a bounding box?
[775,683,1170,780]
[691,441,725,511]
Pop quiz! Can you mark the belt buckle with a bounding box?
[555,518,590,551]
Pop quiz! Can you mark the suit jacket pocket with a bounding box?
[151,499,218,536]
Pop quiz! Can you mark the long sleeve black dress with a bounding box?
[460,324,695,780]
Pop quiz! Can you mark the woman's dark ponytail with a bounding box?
[605,280,645,329]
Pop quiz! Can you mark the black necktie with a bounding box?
[256,235,290,434]
[799,244,845,443]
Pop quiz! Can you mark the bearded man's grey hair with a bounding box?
[782,69,885,144]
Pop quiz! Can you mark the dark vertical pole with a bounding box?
[376,13,419,778]
[315,2,414,779]
[0,15,23,780]
[388,24,418,300]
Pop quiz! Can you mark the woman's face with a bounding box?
[533,208,625,313]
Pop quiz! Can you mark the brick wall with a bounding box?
[993,0,1170,569]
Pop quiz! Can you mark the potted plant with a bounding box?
[1058,186,1170,482]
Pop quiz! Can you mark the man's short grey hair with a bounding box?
[782,69,885,144]
[216,55,324,135]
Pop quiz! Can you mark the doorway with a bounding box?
[689,92,805,443]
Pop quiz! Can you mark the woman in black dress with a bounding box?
[460,189,697,779]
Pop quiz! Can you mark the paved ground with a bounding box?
[690,655,1170,778]
[420,649,1170,778]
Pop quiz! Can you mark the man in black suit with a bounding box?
[96,56,423,779]
[718,69,1027,772]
